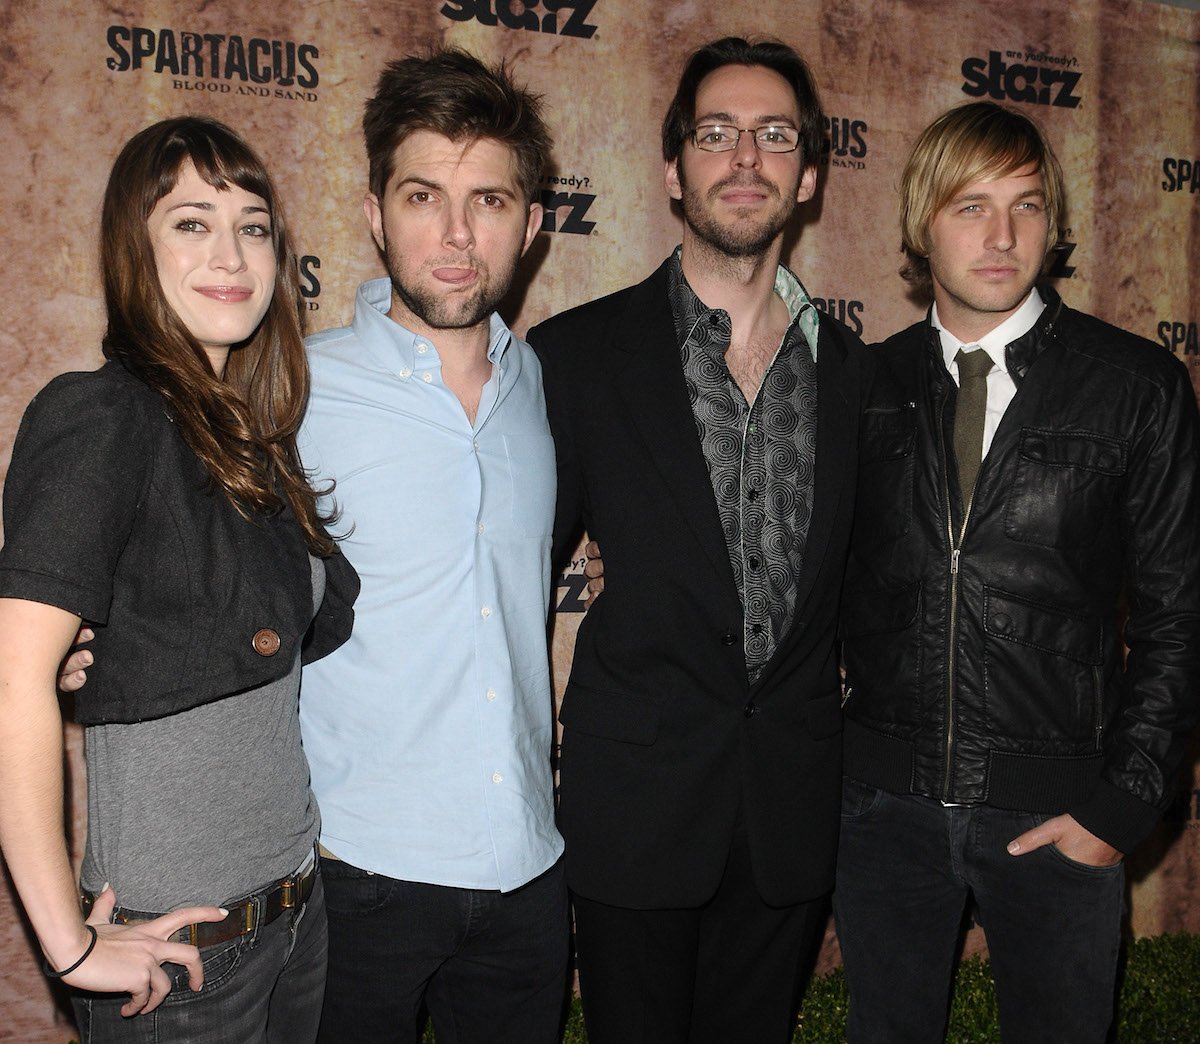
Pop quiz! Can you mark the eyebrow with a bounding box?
[695,111,798,126]
[950,187,1046,204]
[166,200,269,215]
[395,175,519,198]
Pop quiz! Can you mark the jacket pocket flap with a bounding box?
[983,587,1102,665]
[861,405,916,461]
[559,681,665,746]
[842,582,920,638]
[1018,429,1127,475]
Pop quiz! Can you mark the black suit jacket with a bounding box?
[528,260,865,908]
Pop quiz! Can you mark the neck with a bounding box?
[680,230,786,340]
[388,300,494,423]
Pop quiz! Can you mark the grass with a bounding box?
[418,931,1199,1042]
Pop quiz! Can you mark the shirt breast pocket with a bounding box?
[503,432,557,537]
[1004,428,1127,548]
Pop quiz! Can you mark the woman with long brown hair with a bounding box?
[0,116,356,1042]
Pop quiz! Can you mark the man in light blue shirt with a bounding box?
[298,50,565,1043]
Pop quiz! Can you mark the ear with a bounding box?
[796,164,817,204]
[363,193,385,252]
[521,201,544,255]
[665,158,683,202]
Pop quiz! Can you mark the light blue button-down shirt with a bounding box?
[298,278,562,891]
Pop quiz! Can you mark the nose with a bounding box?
[442,203,475,251]
[210,228,248,273]
[986,211,1015,252]
[730,128,762,169]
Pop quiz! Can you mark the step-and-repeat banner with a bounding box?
[1,0,1197,1036]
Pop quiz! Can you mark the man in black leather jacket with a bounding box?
[835,101,1200,1043]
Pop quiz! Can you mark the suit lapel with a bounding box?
[774,317,856,663]
[608,264,739,598]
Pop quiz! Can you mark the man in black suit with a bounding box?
[527,36,865,1044]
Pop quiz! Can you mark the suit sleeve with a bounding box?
[527,322,586,573]
[0,373,149,624]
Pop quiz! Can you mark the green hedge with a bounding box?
[426,932,1200,1042]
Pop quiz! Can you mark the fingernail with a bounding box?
[219,908,229,917]
[101,881,110,892]
[1007,842,1020,854]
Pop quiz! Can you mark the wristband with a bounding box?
[43,924,98,979]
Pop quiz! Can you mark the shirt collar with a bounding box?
[666,247,820,361]
[352,277,513,374]
[932,287,1045,375]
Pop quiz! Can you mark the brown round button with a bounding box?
[252,628,281,656]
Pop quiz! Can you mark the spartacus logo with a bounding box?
[961,49,1082,108]
[1157,319,1198,356]
[440,0,598,38]
[106,26,319,97]
[822,117,868,171]
[299,256,322,310]
[813,297,864,337]
[1162,157,1200,194]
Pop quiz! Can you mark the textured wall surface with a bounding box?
[1,0,1197,1037]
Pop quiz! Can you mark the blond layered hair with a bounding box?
[899,101,1067,296]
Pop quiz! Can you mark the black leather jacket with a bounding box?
[841,289,1200,853]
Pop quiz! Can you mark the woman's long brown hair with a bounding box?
[100,116,334,556]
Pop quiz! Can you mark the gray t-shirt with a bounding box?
[79,556,324,911]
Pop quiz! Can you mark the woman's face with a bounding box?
[147,160,276,374]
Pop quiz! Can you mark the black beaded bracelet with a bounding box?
[43,924,98,979]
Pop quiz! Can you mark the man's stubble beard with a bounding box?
[678,171,798,259]
[383,233,512,331]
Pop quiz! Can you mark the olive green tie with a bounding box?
[954,347,993,502]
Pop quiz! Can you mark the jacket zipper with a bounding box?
[938,387,975,800]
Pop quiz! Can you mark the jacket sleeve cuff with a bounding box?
[1069,778,1163,855]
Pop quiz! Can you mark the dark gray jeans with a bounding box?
[834,779,1124,1044]
[72,872,327,1043]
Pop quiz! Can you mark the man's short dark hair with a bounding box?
[363,48,552,204]
[661,37,823,167]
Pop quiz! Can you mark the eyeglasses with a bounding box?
[690,124,800,154]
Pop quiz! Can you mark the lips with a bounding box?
[195,286,254,303]
[431,267,479,287]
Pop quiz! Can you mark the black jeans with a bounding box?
[317,857,568,1044]
[834,780,1124,1044]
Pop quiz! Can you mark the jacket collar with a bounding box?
[922,284,1066,386]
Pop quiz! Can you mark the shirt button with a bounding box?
[252,628,281,656]
[417,343,428,354]
[744,701,758,718]
[747,488,758,501]
[486,689,497,702]
[492,772,504,784]
[721,632,736,646]
[481,606,492,619]
[422,372,433,383]
[748,555,761,570]
[477,522,486,535]
[751,623,764,635]
[399,367,412,379]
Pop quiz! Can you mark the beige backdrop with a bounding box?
[1,0,1198,1038]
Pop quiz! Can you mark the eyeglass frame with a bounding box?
[689,123,802,154]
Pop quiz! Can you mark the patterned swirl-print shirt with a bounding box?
[668,249,819,681]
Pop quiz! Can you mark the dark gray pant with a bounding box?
[834,780,1124,1044]
[73,872,327,1044]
